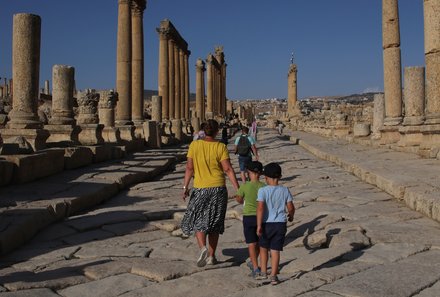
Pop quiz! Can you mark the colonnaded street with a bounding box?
[1,128,440,297]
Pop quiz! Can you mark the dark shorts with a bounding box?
[238,155,252,172]
[259,222,287,251]
[243,215,258,244]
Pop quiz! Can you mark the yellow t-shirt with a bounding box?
[187,140,230,188]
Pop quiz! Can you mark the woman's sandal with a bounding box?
[270,275,280,285]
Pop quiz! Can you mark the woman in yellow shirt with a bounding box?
[181,119,240,267]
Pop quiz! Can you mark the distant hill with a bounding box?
[144,89,196,101]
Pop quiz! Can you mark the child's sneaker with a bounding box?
[270,275,280,285]
[206,256,217,265]
[255,271,268,280]
[197,246,208,267]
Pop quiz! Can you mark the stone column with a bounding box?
[115,0,132,125]
[77,89,104,145]
[151,95,162,122]
[0,88,3,99]
[287,64,298,117]
[382,0,403,125]
[206,55,214,119]
[372,93,385,140]
[98,90,120,143]
[131,0,146,125]
[184,51,190,120]
[424,0,440,124]
[171,118,182,141]
[157,27,169,120]
[195,58,205,121]
[179,49,185,119]
[174,44,181,119]
[168,39,175,119]
[2,13,49,151]
[403,66,425,126]
[8,14,41,129]
[44,80,50,95]
[50,65,75,125]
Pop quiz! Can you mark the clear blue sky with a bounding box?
[0,0,424,100]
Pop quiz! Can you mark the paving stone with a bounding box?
[321,262,440,297]
[65,211,146,232]
[0,288,61,296]
[83,260,133,280]
[413,281,440,297]
[74,244,152,259]
[309,260,374,283]
[150,219,179,232]
[59,229,114,245]
[101,221,158,235]
[328,229,371,250]
[57,273,152,297]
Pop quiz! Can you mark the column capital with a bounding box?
[288,64,297,75]
[131,0,146,15]
[196,58,205,71]
[156,27,171,40]
[118,0,131,5]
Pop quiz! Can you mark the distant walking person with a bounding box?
[257,162,295,285]
[234,126,259,183]
[277,121,284,135]
[181,119,240,267]
[250,119,258,141]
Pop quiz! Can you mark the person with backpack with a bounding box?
[234,126,259,183]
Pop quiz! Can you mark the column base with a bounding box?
[115,124,136,142]
[424,113,440,125]
[78,124,104,145]
[102,127,121,143]
[379,125,401,144]
[143,120,161,148]
[403,116,424,126]
[384,116,402,126]
[1,128,50,152]
[45,124,80,145]
[134,123,145,139]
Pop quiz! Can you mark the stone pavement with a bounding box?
[0,128,440,296]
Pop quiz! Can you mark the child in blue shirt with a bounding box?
[257,162,295,285]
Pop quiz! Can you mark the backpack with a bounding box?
[237,135,251,156]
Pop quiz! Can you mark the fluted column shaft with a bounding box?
[115,0,132,125]
[424,0,440,123]
[184,52,190,120]
[206,56,213,118]
[174,44,181,119]
[382,0,402,125]
[179,49,185,119]
[9,13,41,128]
[131,2,145,124]
[168,39,175,119]
[195,59,205,121]
[158,30,169,120]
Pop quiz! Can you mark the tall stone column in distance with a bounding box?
[157,26,169,120]
[44,80,50,95]
[184,51,190,120]
[115,0,132,126]
[382,0,403,126]
[179,49,185,119]
[215,46,226,118]
[372,93,385,140]
[168,39,175,119]
[3,13,49,151]
[403,66,425,126]
[131,0,146,126]
[174,44,181,119]
[206,54,214,119]
[424,0,440,124]
[195,58,205,122]
[151,95,162,122]
[287,63,298,117]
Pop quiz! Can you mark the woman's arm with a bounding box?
[221,158,240,191]
[182,157,194,201]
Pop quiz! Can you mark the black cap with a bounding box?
[245,161,263,173]
[263,162,282,178]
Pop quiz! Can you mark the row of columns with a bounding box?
[0,78,12,99]
[115,0,146,129]
[205,47,227,119]
[382,0,440,127]
[157,19,190,121]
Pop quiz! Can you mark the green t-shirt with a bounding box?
[237,181,266,216]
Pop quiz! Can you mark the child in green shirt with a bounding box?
[236,161,266,279]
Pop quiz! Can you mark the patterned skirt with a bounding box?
[181,186,228,235]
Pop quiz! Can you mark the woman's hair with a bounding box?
[204,119,219,137]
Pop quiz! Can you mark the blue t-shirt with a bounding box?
[257,185,293,223]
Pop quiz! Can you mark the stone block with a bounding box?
[0,143,20,155]
[3,148,65,184]
[64,146,93,169]
[0,159,13,187]
[143,120,161,148]
[86,145,113,163]
[353,123,370,137]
